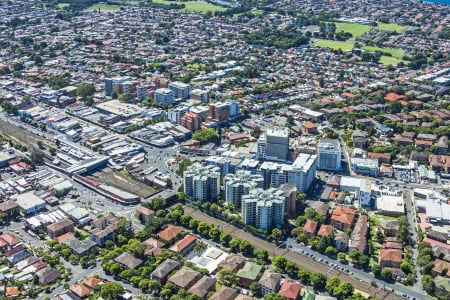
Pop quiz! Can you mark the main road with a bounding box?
[182,205,407,300]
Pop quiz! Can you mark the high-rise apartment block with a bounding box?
[258,154,316,193]
[242,188,285,230]
[317,139,342,171]
[168,106,190,124]
[181,112,201,132]
[224,171,264,209]
[257,128,289,162]
[209,102,230,122]
[168,81,190,101]
[154,88,175,105]
[183,164,221,201]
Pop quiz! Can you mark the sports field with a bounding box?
[152,0,227,13]
[363,46,404,58]
[57,3,69,8]
[86,3,121,11]
[314,39,354,51]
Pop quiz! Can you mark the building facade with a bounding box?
[168,81,190,101]
[317,139,342,171]
[154,88,175,105]
[184,164,221,201]
[224,170,264,209]
[242,188,285,230]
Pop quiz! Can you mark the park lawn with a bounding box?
[363,45,404,58]
[336,22,372,39]
[314,39,354,51]
[57,3,69,8]
[379,56,406,66]
[377,22,406,32]
[86,3,121,11]
[152,0,227,13]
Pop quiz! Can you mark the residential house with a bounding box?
[187,276,216,299]
[278,280,301,300]
[330,206,356,231]
[169,234,197,255]
[38,267,61,285]
[209,286,237,300]
[379,249,402,268]
[348,215,368,253]
[393,134,414,146]
[5,287,20,298]
[317,224,334,237]
[0,201,19,218]
[150,258,181,283]
[434,276,450,297]
[432,259,450,277]
[301,122,318,135]
[410,151,428,163]
[218,254,245,273]
[143,237,164,256]
[135,206,155,223]
[168,266,201,291]
[5,245,31,265]
[0,232,20,252]
[114,252,143,269]
[89,214,118,246]
[334,231,349,252]
[303,220,318,239]
[436,136,449,155]
[69,284,90,299]
[157,225,183,244]
[426,230,449,243]
[379,219,399,237]
[258,269,281,295]
[236,262,263,288]
[62,237,96,257]
[82,277,102,289]
[352,130,367,149]
[368,153,391,165]
[313,202,330,219]
[46,219,74,239]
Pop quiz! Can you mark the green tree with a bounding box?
[219,232,232,246]
[264,293,288,300]
[217,268,237,286]
[239,240,254,256]
[230,237,240,252]
[326,276,341,295]
[372,264,382,277]
[192,128,220,145]
[285,261,299,278]
[297,268,312,283]
[334,282,354,300]
[249,282,260,297]
[148,279,161,292]
[381,268,392,281]
[272,256,287,271]
[100,282,124,299]
[310,273,327,289]
[422,274,435,295]
[76,83,96,101]
[269,228,282,242]
[325,246,337,258]
[349,249,361,263]
[30,150,44,166]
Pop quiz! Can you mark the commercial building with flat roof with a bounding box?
[15,192,46,215]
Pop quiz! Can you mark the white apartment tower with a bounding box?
[317,138,342,171]
[242,188,285,230]
[224,170,264,209]
[257,128,289,162]
[183,164,221,201]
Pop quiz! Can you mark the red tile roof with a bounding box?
[157,225,184,242]
[169,234,197,254]
[83,277,102,289]
[136,206,155,216]
[279,280,301,300]
[317,225,334,237]
[0,232,20,246]
[5,286,20,297]
[303,220,318,235]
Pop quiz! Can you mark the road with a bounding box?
[182,205,406,300]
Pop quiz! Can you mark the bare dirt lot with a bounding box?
[92,169,159,199]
